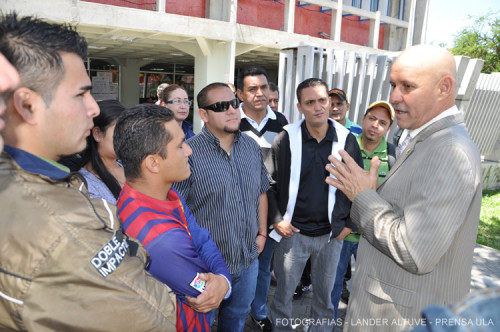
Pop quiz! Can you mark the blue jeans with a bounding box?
[218,258,259,332]
[251,238,275,320]
[331,240,358,319]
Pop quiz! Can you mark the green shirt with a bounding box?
[356,135,390,185]
[344,135,391,243]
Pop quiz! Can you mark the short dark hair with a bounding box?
[296,78,328,103]
[161,84,187,103]
[113,104,175,180]
[237,67,268,91]
[269,82,279,94]
[197,82,230,109]
[0,13,88,105]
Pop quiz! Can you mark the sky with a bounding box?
[425,0,500,47]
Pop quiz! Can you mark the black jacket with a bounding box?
[265,124,363,238]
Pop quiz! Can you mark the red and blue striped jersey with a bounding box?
[117,183,231,332]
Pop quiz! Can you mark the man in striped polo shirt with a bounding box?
[174,82,270,332]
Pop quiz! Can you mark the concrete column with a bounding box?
[117,58,142,107]
[284,0,296,33]
[156,0,165,12]
[383,0,405,51]
[369,11,381,49]
[330,0,342,42]
[412,0,429,44]
[405,0,417,48]
[206,0,237,22]
[192,40,236,133]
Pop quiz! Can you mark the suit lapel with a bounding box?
[378,112,465,189]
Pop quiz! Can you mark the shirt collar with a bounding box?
[239,103,276,122]
[357,135,387,155]
[400,105,459,142]
[200,125,241,147]
[181,120,193,132]
[300,120,337,143]
[345,117,354,127]
[122,182,181,210]
[4,145,70,180]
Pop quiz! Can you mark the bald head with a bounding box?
[397,44,456,89]
[390,45,457,130]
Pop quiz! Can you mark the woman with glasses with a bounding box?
[160,84,195,139]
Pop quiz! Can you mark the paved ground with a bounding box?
[212,243,500,331]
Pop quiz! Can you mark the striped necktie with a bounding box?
[396,134,412,158]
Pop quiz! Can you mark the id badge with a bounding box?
[189,273,206,293]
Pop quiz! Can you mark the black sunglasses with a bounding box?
[202,98,240,113]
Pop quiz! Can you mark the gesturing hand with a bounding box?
[325,150,380,201]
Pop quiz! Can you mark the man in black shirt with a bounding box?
[267,78,362,332]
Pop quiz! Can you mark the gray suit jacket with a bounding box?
[344,112,482,331]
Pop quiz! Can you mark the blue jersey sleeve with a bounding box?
[146,228,210,298]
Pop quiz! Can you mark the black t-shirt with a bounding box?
[291,122,335,236]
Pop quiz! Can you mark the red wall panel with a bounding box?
[81,0,384,48]
[82,0,156,10]
[165,0,205,18]
[236,0,384,48]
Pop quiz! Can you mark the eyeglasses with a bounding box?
[201,98,240,112]
[166,98,192,106]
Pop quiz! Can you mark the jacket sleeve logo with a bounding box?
[90,231,129,278]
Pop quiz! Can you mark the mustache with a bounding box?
[392,103,408,113]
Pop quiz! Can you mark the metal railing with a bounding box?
[277,45,499,161]
[464,73,500,161]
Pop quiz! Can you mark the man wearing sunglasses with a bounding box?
[174,83,270,332]
[267,78,363,332]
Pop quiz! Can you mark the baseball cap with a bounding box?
[366,100,395,121]
[328,88,348,103]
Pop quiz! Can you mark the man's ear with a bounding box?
[198,108,209,123]
[143,154,161,174]
[346,102,351,111]
[296,102,303,115]
[439,75,454,97]
[11,87,39,125]
[236,89,244,101]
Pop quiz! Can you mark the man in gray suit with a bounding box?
[325,44,482,331]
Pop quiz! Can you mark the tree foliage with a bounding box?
[449,13,500,73]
